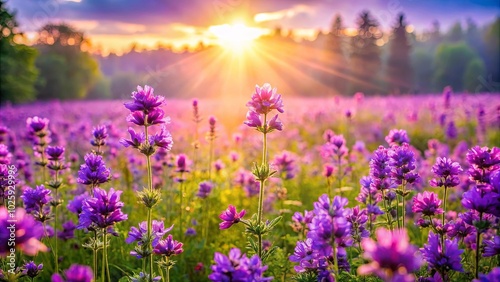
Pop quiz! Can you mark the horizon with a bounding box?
[7,0,500,55]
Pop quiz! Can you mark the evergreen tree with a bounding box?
[387,13,413,94]
[349,10,382,94]
[324,14,348,93]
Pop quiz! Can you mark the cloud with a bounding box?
[254,5,315,23]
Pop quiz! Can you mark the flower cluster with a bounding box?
[0,207,47,256]
[77,153,111,188]
[271,151,299,180]
[21,185,52,222]
[244,83,284,133]
[77,188,128,230]
[209,248,272,281]
[126,220,174,258]
[358,228,421,281]
[420,232,464,280]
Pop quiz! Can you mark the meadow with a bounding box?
[1,86,499,282]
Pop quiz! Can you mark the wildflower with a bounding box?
[175,154,191,174]
[385,129,410,146]
[46,146,65,161]
[219,205,246,230]
[51,264,93,282]
[149,126,173,151]
[91,125,108,147]
[21,185,51,215]
[246,83,284,115]
[0,145,12,165]
[77,153,111,187]
[466,146,500,183]
[57,221,76,241]
[67,192,89,215]
[482,235,500,257]
[126,220,173,247]
[196,181,214,199]
[461,186,499,215]
[0,207,47,256]
[272,151,298,180]
[388,143,419,185]
[153,234,183,257]
[124,85,165,114]
[358,228,421,281]
[474,267,500,282]
[22,261,43,279]
[209,248,272,281]
[77,188,128,230]
[120,127,145,149]
[412,191,443,216]
[26,116,49,136]
[429,157,462,188]
[420,232,464,277]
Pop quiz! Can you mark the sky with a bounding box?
[7,0,500,54]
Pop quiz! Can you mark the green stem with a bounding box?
[208,139,213,181]
[402,181,406,229]
[441,186,448,249]
[179,178,184,240]
[332,240,338,276]
[475,212,483,279]
[165,257,170,282]
[337,155,342,197]
[382,190,393,230]
[102,232,106,282]
[54,179,59,273]
[145,122,155,282]
[256,114,268,259]
[396,191,400,229]
[367,189,373,236]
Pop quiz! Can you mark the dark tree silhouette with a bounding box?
[349,10,383,94]
[387,13,413,94]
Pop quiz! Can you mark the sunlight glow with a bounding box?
[209,23,269,51]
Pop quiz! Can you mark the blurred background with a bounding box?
[1,0,499,104]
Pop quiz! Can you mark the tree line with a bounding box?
[1,2,499,104]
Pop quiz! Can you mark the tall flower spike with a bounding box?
[246,83,284,115]
[124,85,165,114]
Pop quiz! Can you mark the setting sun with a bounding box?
[209,23,268,51]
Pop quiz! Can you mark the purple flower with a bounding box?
[77,188,128,229]
[388,143,419,185]
[46,146,65,161]
[446,121,458,139]
[385,129,410,146]
[289,239,317,272]
[57,221,76,241]
[323,164,334,178]
[271,151,298,180]
[77,153,111,187]
[126,220,173,246]
[120,127,145,149]
[291,210,314,233]
[466,146,500,183]
[21,185,51,215]
[246,83,284,115]
[267,114,283,132]
[91,125,108,146]
[67,192,89,215]
[483,235,500,257]
[0,207,47,256]
[346,206,370,240]
[209,248,272,282]
[219,205,245,230]
[0,145,12,165]
[244,110,262,128]
[124,85,165,114]
[412,191,443,216]
[369,146,396,191]
[447,218,475,240]
[22,261,43,278]
[429,157,462,188]
[196,181,214,199]
[175,154,191,174]
[149,126,173,151]
[420,232,464,276]
[358,228,421,282]
[26,116,49,135]
[51,264,93,282]
[461,186,499,215]
[153,234,183,257]
[474,267,500,282]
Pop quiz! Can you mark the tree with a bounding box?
[387,13,413,94]
[0,0,38,104]
[463,58,486,92]
[35,23,103,100]
[433,42,479,91]
[483,17,500,84]
[323,14,348,93]
[349,10,383,94]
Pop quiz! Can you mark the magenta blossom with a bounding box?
[246,83,284,115]
[412,191,443,216]
[219,205,246,230]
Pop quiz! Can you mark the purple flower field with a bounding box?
[1,87,500,282]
